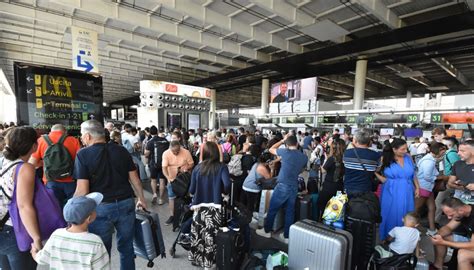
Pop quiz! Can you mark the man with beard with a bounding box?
[431,197,474,269]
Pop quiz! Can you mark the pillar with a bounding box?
[209,89,216,130]
[353,58,368,110]
[406,90,412,108]
[261,78,270,115]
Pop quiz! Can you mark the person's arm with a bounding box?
[432,234,474,250]
[144,149,151,164]
[128,170,147,209]
[382,235,394,245]
[199,144,204,162]
[374,172,387,183]
[221,166,231,195]
[448,175,464,190]
[218,143,223,163]
[256,164,272,179]
[31,237,52,265]
[183,150,194,172]
[16,163,42,250]
[269,134,289,156]
[162,166,170,181]
[162,152,171,180]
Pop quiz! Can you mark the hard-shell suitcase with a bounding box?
[416,258,429,270]
[288,219,352,270]
[295,194,312,221]
[133,210,166,268]
[345,216,376,270]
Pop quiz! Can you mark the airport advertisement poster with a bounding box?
[14,62,103,135]
[270,77,317,103]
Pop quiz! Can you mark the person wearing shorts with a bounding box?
[432,197,474,270]
[162,141,194,226]
[415,142,447,236]
[144,126,169,205]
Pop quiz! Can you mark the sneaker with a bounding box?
[255,228,271,238]
[165,216,174,226]
[278,233,289,244]
[158,198,164,205]
[151,195,158,205]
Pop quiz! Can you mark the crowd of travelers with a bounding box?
[0,120,474,269]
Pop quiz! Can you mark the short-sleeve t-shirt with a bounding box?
[343,148,381,193]
[31,131,81,183]
[145,136,169,167]
[276,148,307,187]
[302,136,313,150]
[162,147,194,181]
[388,226,420,255]
[452,160,474,204]
[460,207,474,237]
[73,143,135,202]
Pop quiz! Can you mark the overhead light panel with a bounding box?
[396,71,425,78]
[427,86,449,91]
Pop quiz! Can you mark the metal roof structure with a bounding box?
[0,0,473,109]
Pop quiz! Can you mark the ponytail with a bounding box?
[381,138,406,171]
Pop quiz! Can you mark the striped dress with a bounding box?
[35,228,110,270]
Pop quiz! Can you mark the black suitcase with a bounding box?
[216,228,245,270]
[345,216,376,270]
[295,194,312,221]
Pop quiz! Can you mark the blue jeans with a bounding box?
[264,183,298,238]
[46,181,76,208]
[0,225,36,270]
[89,198,136,270]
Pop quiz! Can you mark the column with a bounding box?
[406,90,412,108]
[353,58,368,110]
[261,78,270,115]
[209,89,216,130]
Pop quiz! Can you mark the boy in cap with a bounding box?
[31,192,110,270]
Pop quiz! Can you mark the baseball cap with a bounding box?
[63,192,103,225]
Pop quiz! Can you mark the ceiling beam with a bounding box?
[398,2,461,19]
[385,64,434,87]
[346,71,403,90]
[321,75,378,94]
[431,56,470,86]
[249,0,315,27]
[352,0,402,29]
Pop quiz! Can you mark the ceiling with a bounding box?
[0,0,473,110]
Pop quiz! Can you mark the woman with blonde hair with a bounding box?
[199,131,223,162]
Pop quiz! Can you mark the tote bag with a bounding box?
[9,162,66,251]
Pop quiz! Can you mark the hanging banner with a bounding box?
[71,26,99,73]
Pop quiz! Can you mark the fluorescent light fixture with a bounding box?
[427,86,449,91]
[396,71,425,78]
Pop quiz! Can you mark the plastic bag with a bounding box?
[322,191,348,223]
[266,251,288,270]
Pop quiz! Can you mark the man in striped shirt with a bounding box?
[343,129,381,196]
[31,193,110,270]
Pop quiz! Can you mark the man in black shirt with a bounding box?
[74,120,146,270]
[448,140,474,205]
[145,126,169,205]
[431,197,474,269]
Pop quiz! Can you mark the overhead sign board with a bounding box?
[14,62,103,136]
[71,26,99,73]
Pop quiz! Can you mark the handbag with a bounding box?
[9,162,66,251]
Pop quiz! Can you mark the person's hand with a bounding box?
[415,187,420,198]
[30,243,39,260]
[431,234,444,245]
[284,133,290,140]
[466,183,474,191]
[136,199,147,211]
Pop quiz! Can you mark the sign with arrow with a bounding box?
[71,26,99,73]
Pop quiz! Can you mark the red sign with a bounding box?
[442,113,474,124]
[165,84,177,93]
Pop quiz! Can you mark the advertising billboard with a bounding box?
[270,77,317,103]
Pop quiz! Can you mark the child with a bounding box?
[383,212,421,257]
[31,192,110,270]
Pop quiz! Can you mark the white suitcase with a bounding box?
[288,219,352,270]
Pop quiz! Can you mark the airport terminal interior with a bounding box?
[1,0,474,269]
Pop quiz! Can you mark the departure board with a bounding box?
[14,63,103,135]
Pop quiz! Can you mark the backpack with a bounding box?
[228,154,243,176]
[150,138,169,169]
[42,134,73,182]
[346,192,382,223]
[222,143,233,164]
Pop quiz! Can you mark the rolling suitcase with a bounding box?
[288,219,352,270]
[345,216,376,270]
[216,228,245,270]
[133,210,166,268]
[295,194,312,221]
